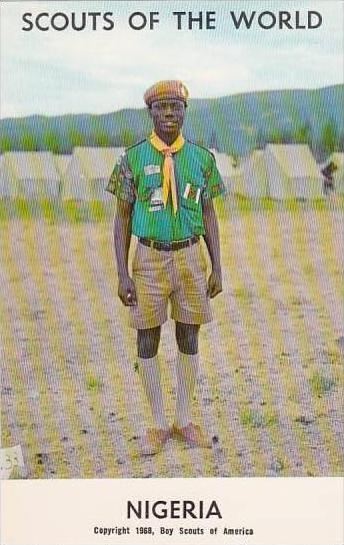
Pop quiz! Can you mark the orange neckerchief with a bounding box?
[149,131,185,214]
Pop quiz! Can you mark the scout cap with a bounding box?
[144,80,189,107]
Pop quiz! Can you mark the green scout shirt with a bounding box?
[106,138,225,242]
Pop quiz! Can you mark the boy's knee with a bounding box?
[137,327,161,358]
[175,322,200,355]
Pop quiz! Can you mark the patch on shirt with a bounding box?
[211,183,224,193]
[144,164,161,175]
[149,187,164,211]
[204,168,212,180]
[150,187,163,205]
[149,204,164,212]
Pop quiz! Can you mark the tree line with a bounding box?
[0,118,343,160]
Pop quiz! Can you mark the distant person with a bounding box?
[321,162,336,195]
[107,80,225,455]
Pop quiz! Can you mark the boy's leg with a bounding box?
[173,322,210,448]
[137,327,170,454]
[137,326,168,430]
[174,322,200,427]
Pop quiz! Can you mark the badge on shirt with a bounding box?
[144,164,161,175]
[149,187,164,212]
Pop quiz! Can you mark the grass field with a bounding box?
[0,197,343,478]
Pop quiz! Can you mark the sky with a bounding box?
[0,0,343,117]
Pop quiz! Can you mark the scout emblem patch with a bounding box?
[144,164,161,175]
[149,186,164,212]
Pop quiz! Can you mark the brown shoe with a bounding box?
[172,423,211,448]
[139,428,171,456]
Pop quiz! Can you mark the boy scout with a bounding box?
[107,80,225,455]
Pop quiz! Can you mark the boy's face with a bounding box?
[149,99,186,143]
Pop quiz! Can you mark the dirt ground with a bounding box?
[1,203,343,478]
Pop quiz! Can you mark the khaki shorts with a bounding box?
[129,240,212,329]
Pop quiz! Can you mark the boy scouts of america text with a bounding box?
[21,10,322,32]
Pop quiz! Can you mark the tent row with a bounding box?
[0,146,343,201]
[0,147,125,201]
[213,146,344,200]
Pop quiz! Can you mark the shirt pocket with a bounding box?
[137,175,162,202]
[180,179,204,211]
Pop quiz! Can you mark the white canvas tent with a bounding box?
[211,150,241,192]
[235,150,269,198]
[53,154,72,178]
[265,144,323,199]
[0,151,60,198]
[61,147,124,201]
[53,155,72,198]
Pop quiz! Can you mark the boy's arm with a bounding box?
[202,197,222,298]
[113,199,137,306]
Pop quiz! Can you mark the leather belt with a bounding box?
[139,235,199,252]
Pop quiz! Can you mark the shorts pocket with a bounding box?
[198,243,208,273]
[132,244,153,275]
[132,244,141,273]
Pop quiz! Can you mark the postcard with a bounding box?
[0,1,343,544]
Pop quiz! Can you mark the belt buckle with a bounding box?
[155,240,169,251]
[149,238,197,251]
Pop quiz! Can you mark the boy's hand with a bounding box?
[207,269,222,298]
[118,275,137,306]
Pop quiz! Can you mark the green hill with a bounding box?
[1,84,343,159]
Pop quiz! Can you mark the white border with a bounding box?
[1,477,343,545]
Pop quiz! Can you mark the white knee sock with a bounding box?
[138,356,169,430]
[174,351,200,428]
